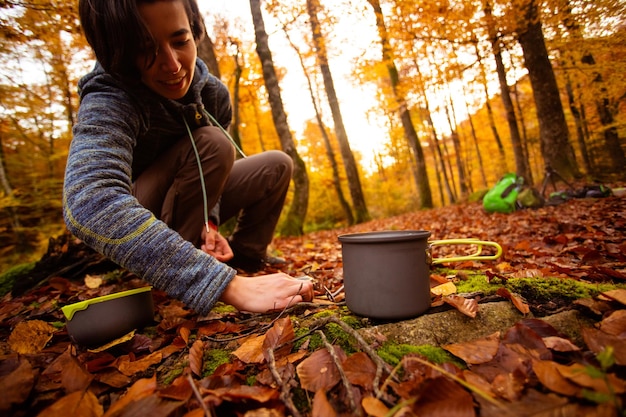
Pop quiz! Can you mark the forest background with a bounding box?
[0,0,625,273]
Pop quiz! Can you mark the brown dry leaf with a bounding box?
[8,320,57,354]
[343,352,377,390]
[262,317,294,362]
[496,287,530,315]
[491,369,526,401]
[116,351,163,376]
[361,396,390,417]
[158,374,193,401]
[443,332,500,365]
[582,327,626,365]
[542,336,581,352]
[0,357,35,412]
[36,390,103,417]
[103,375,157,417]
[179,327,191,345]
[413,376,475,417]
[95,369,131,389]
[201,385,279,403]
[60,350,94,393]
[296,346,346,392]
[532,360,580,397]
[189,339,204,377]
[599,309,626,337]
[442,294,478,318]
[233,334,266,364]
[312,389,339,417]
[599,289,626,306]
[557,362,626,395]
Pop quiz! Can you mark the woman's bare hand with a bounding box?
[219,273,315,313]
[200,226,233,262]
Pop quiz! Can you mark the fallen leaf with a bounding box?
[582,327,626,365]
[189,339,204,377]
[102,375,157,417]
[444,332,500,365]
[312,389,339,417]
[84,274,103,289]
[413,376,475,417]
[542,336,581,352]
[599,309,626,337]
[0,357,35,412]
[496,287,530,315]
[361,396,390,417]
[8,320,57,354]
[431,281,457,296]
[233,334,266,364]
[443,294,478,318]
[262,317,295,362]
[343,352,377,390]
[532,360,580,397]
[115,351,163,376]
[88,330,136,353]
[159,374,193,401]
[296,346,346,392]
[36,390,103,417]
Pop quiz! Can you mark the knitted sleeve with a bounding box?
[62,88,236,315]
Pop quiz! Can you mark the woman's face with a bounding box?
[136,0,197,100]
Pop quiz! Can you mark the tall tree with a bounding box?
[306,0,369,223]
[366,0,433,209]
[249,0,309,236]
[514,0,580,179]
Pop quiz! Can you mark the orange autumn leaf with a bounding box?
[189,339,204,377]
[8,320,57,355]
[361,396,390,417]
[262,317,295,363]
[233,334,266,364]
[115,352,163,376]
[312,389,339,417]
[0,358,35,412]
[36,390,103,417]
[296,345,346,392]
[444,332,500,365]
[103,375,157,417]
[497,287,530,314]
[443,294,478,318]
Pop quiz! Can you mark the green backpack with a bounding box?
[483,173,524,213]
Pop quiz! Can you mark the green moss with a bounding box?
[506,277,623,303]
[0,262,36,297]
[377,343,465,369]
[211,302,238,314]
[202,349,232,377]
[161,366,185,385]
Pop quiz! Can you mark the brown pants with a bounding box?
[132,126,293,259]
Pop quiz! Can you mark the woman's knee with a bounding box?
[266,150,293,179]
[193,126,236,166]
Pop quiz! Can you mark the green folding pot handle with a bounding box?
[429,238,503,265]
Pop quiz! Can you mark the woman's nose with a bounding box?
[158,46,181,74]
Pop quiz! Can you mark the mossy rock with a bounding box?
[0,262,36,297]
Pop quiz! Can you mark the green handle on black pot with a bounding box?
[429,238,503,264]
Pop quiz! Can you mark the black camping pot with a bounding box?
[338,231,502,320]
[61,286,154,347]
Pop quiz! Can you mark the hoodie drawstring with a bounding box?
[183,111,247,235]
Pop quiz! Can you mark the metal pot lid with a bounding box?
[338,230,431,243]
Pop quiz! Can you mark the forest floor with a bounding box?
[1,186,626,417]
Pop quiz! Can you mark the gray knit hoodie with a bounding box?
[63,58,236,315]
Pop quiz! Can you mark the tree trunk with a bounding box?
[483,0,532,184]
[306,0,369,223]
[249,0,309,236]
[367,0,433,209]
[516,0,579,179]
[197,35,221,79]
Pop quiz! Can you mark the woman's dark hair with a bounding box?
[79,0,205,79]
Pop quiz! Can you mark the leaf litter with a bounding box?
[0,197,625,416]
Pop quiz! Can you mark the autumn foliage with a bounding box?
[1,195,625,416]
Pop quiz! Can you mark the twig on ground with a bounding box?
[317,330,361,416]
[187,373,213,417]
[267,348,302,417]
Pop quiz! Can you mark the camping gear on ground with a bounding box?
[61,286,154,347]
[338,231,502,320]
[483,173,524,213]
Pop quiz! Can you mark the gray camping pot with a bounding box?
[338,231,502,320]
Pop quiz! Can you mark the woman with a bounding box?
[63,0,314,315]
